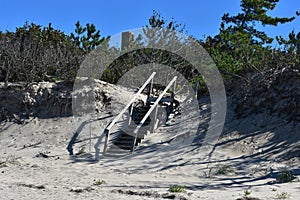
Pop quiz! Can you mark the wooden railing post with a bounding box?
[152,105,159,133]
[148,78,153,98]
[171,79,176,99]
[128,103,133,125]
[102,129,109,154]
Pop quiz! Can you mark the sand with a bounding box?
[0,80,299,200]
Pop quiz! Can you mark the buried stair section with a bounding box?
[104,104,151,157]
[100,72,178,158]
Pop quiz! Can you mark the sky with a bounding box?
[0,0,299,41]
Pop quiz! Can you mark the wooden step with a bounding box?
[111,145,132,150]
[107,146,130,152]
[104,147,131,156]
[118,135,134,140]
[114,140,133,145]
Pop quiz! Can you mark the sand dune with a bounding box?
[0,77,299,199]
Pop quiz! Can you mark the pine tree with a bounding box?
[221,0,296,44]
[207,0,298,74]
[70,21,108,53]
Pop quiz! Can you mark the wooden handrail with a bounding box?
[103,72,156,153]
[106,72,156,130]
[131,76,177,152]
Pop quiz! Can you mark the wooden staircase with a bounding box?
[99,72,178,158]
[104,104,151,157]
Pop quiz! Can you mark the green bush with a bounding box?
[0,22,83,83]
[277,170,296,183]
[168,185,186,193]
[276,192,290,199]
[0,21,108,84]
[0,3,299,88]
[93,179,106,185]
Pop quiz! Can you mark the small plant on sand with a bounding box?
[0,155,21,168]
[275,192,290,199]
[277,170,295,183]
[93,179,106,185]
[203,167,213,178]
[168,185,186,193]
[0,161,6,168]
[237,197,261,200]
[76,146,86,156]
[244,189,251,196]
[215,164,234,175]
